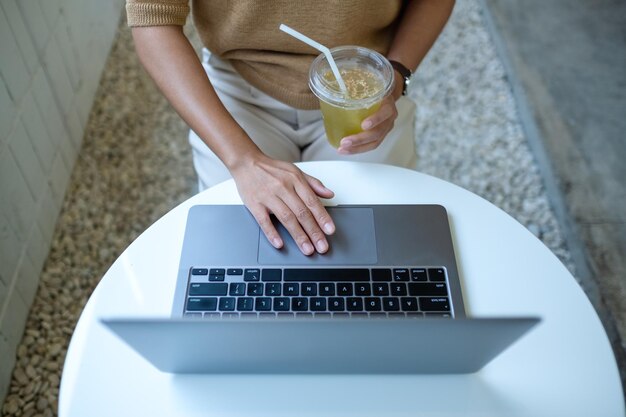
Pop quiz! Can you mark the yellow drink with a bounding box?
[319,100,382,148]
[309,46,394,149]
[319,68,384,148]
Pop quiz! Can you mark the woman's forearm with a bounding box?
[131,25,261,170]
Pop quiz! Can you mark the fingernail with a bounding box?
[272,238,282,248]
[302,242,314,254]
[317,239,328,252]
[341,139,352,147]
[324,223,334,234]
[362,120,372,129]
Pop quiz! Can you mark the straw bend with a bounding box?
[279,24,347,93]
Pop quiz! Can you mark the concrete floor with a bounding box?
[483,0,626,391]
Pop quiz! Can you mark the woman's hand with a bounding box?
[231,154,336,255]
[337,72,404,155]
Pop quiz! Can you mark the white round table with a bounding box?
[59,161,624,417]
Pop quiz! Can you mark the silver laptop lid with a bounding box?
[102,317,540,374]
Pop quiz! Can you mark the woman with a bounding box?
[126,0,455,255]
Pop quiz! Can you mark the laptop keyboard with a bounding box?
[184,267,453,318]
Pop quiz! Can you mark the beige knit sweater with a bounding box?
[126,0,403,109]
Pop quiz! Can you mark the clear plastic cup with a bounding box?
[309,46,394,148]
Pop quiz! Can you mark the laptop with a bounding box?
[103,204,539,374]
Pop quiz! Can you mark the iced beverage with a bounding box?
[309,46,394,148]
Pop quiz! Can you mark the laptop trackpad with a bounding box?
[257,207,377,265]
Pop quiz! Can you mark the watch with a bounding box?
[389,60,412,96]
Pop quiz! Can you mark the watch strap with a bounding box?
[389,60,412,96]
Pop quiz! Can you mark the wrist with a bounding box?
[226,147,265,175]
[392,69,404,101]
[215,129,264,173]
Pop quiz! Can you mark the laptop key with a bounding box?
[283,283,299,296]
[292,297,308,311]
[244,269,261,282]
[428,268,446,282]
[425,313,452,318]
[209,274,225,282]
[407,312,425,318]
[314,313,331,318]
[284,268,369,281]
[328,297,345,311]
[189,283,227,296]
[277,312,294,318]
[382,297,400,311]
[372,268,392,281]
[301,283,317,296]
[310,297,327,311]
[259,312,276,319]
[296,313,313,318]
[419,297,451,312]
[364,297,382,311]
[241,312,257,318]
[393,269,410,282]
[273,297,290,311]
[388,313,406,318]
[237,297,254,311]
[337,283,353,296]
[351,313,368,319]
[373,283,389,296]
[222,312,239,319]
[210,268,225,276]
[219,297,236,311]
[265,283,281,296]
[408,283,448,296]
[203,312,220,319]
[346,297,363,311]
[355,283,372,296]
[333,312,349,318]
[191,268,208,276]
[262,268,282,281]
[319,283,335,296]
[400,297,419,311]
[247,283,264,296]
[184,312,202,318]
[255,297,272,311]
[229,282,246,296]
[186,297,218,311]
[227,268,243,275]
[410,268,428,281]
[390,283,408,296]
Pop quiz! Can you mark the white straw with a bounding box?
[279,24,347,93]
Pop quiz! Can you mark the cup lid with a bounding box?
[309,45,394,108]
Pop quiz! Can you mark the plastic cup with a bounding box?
[309,46,394,148]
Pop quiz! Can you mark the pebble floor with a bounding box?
[2,1,581,416]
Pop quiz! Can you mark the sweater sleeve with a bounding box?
[126,0,190,27]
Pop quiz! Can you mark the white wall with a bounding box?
[0,0,124,402]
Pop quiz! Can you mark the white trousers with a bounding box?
[189,49,418,191]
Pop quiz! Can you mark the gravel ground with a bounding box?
[2,1,577,415]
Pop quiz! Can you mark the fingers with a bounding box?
[361,96,397,130]
[274,196,328,255]
[337,97,398,154]
[250,204,283,249]
[296,180,336,235]
[305,174,335,199]
[338,120,394,154]
[235,159,335,256]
